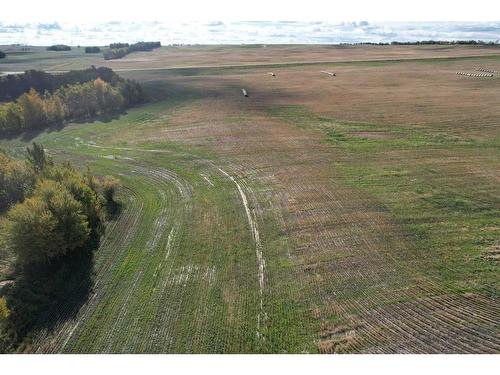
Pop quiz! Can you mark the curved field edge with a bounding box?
[0,102,317,353]
[1,50,499,353]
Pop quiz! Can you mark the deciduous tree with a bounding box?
[6,180,90,264]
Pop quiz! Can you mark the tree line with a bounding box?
[85,46,101,54]
[390,40,499,45]
[103,41,161,60]
[0,66,123,101]
[0,143,119,352]
[46,45,71,51]
[340,40,499,46]
[0,69,144,137]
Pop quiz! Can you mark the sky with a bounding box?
[1,0,500,45]
[2,0,500,23]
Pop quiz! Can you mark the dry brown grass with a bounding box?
[104,44,500,70]
[2,44,500,73]
[6,45,497,352]
[120,48,500,352]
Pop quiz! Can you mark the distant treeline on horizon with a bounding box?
[15,42,162,60]
[2,39,499,49]
[103,41,161,60]
[342,40,499,46]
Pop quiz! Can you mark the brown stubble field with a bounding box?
[1,45,498,353]
[2,43,500,72]
[118,49,499,352]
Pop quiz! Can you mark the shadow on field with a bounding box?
[140,74,300,116]
[16,113,125,142]
[105,199,123,220]
[0,123,65,143]
[141,79,207,103]
[2,236,99,352]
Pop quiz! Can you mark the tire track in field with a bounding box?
[216,167,266,340]
[34,138,264,352]
[85,165,193,353]
[30,70,499,352]
[162,92,500,353]
[31,186,144,352]
[286,175,499,353]
[30,158,194,353]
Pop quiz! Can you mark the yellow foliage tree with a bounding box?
[17,88,46,129]
[0,297,9,323]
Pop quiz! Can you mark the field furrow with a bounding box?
[1,47,498,353]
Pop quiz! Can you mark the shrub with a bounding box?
[0,51,6,59]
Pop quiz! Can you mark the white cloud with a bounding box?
[1,0,500,23]
[1,21,499,46]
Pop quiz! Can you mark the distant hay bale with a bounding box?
[475,67,499,75]
[268,72,276,77]
[321,71,336,77]
[457,70,494,78]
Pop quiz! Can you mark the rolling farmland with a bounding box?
[0,45,499,353]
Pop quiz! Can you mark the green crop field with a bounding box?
[0,45,499,353]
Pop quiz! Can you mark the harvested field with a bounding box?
[0,45,498,353]
[2,44,500,73]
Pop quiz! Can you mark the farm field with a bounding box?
[0,45,499,353]
[2,44,500,73]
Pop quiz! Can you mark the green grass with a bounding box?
[0,90,318,353]
[267,106,500,297]
[1,49,499,353]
